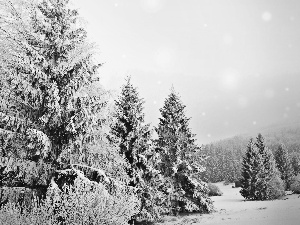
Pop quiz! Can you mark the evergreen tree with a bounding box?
[254,133,280,199]
[110,77,151,186]
[110,78,164,222]
[0,1,138,221]
[275,144,293,189]
[291,152,300,176]
[240,139,263,200]
[155,88,213,214]
[240,134,284,200]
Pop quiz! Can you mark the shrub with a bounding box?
[266,175,285,200]
[0,177,140,225]
[290,175,300,194]
[208,183,223,196]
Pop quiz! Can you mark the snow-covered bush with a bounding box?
[0,176,140,225]
[290,175,300,194]
[266,175,285,200]
[208,183,223,196]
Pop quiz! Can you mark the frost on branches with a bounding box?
[155,88,213,215]
[110,77,151,187]
[110,77,165,222]
[0,0,138,223]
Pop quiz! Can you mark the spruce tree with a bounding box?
[240,139,263,200]
[0,1,137,219]
[155,88,213,214]
[291,153,300,176]
[110,77,163,221]
[240,134,284,200]
[110,77,151,186]
[275,144,293,189]
[255,133,280,199]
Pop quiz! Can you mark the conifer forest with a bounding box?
[0,0,300,225]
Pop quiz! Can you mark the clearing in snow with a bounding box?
[157,182,300,225]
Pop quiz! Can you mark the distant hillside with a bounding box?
[209,122,300,152]
[199,123,300,182]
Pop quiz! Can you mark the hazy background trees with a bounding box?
[200,126,300,184]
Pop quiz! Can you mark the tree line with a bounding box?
[201,133,300,183]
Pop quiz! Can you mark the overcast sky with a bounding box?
[72,0,300,144]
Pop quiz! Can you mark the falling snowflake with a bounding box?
[220,68,239,90]
[262,11,272,22]
[223,34,233,45]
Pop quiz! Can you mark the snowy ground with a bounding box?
[156,182,300,225]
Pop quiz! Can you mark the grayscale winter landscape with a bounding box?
[0,0,300,225]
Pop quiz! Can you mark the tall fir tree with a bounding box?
[240,138,263,200]
[110,77,151,186]
[0,1,139,220]
[155,88,213,214]
[240,134,284,200]
[255,133,279,199]
[274,144,293,189]
[110,77,164,222]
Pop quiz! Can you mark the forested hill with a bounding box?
[200,122,300,183]
[249,122,300,152]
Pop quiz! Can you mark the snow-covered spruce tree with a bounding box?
[110,77,151,187]
[254,133,283,200]
[275,144,293,189]
[155,88,213,215]
[291,152,300,176]
[240,139,264,200]
[110,77,164,222]
[240,135,284,200]
[0,0,139,223]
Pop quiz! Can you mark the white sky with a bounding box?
[72,0,300,144]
